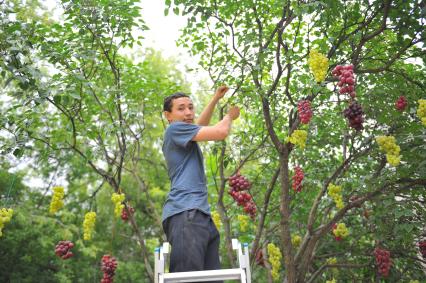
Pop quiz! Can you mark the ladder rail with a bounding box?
[154,248,161,283]
[242,243,251,283]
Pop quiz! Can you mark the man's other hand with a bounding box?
[214,85,229,100]
[228,106,240,120]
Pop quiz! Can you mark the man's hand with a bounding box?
[227,106,240,120]
[214,85,229,100]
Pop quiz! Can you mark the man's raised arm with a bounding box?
[196,86,229,126]
[193,106,240,142]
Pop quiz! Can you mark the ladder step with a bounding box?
[160,268,244,282]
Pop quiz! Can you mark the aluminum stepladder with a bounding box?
[154,239,251,283]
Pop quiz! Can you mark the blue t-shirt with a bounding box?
[162,122,210,221]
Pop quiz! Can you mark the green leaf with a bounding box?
[401,223,414,233]
[69,92,81,99]
[12,148,24,157]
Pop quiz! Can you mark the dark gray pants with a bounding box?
[162,209,223,283]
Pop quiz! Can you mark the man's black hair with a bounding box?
[163,92,190,112]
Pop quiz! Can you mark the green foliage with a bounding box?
[1,0,425,282]
[166,0,426,281]
[1,0,187,281]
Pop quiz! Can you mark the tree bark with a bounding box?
[279,147,296,283]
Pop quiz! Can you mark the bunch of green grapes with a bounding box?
[417,99,426,126]
[291,234,302,247]
[308,50,329,83]
[267,243,282,281]
[287,130,308,149]
[376,136,401,167]
[237,214,250,232]
[111,193,125,218]
[49,186,65,214]
[332,223,349,241]
[83,212,96,241]
[211,211,222,229]
[0,208,13,237]
[328,183,344,209]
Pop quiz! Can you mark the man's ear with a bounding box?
[164,111,171,123]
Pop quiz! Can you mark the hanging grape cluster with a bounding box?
[287,130,308,149]
[228,173,256,219]
[49,186,65,214]
[0,208,13,237]
[55,240,74,260]
[111,193,125,218]
[374,247,391,277]
[83,212,96,241]
[297,100,313,124]
[332,65,356,98]
[332,223,349,241]
[228,172,251,191]
[328,183,344,209]
[120,206,135,222]
[211,211,222,229]
[417,99,426,126]
[101,255,118,283]
[376,135,401,167]
[308,50,329,83]
[395,96,407,111]
[292,166,304,192]
[291,234,302,247]
[267,243,282,281]
[343,101,364,131]
[238,214,250,232]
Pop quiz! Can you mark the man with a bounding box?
[162,85,240,279]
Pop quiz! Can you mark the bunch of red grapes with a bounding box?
[395,95,408,111]
[101,255,118,283]
[297,100,313,124]
[343,101,364,130]
[333,64,365,130]
[374,247,391,277]
[55,240,74,260]
[419,240,426,259]
[228,173,256,219]
[332,65,356,98]
[292,166,304,192]
[121,206,135,221]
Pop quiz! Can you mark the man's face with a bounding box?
[164,97,195,124]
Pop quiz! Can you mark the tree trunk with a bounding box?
[279,148,296,282]
[296,236,319,282]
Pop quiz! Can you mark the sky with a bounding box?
[138,1,209,92]
[139,0,188,58]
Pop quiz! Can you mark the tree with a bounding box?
[1,0,425,281]
[1,1,189,281]
[165,0,426,282]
